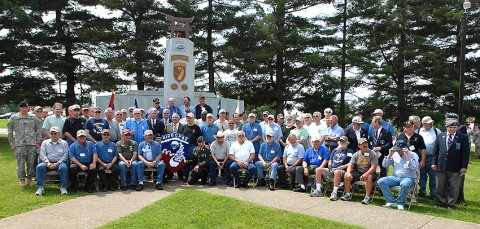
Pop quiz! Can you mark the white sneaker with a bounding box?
[383,202,397,208]
[330,192,338,201]
[310,188,323,197]
[60,188,68,195]
[35,187,44,196]
[397,205,405,210]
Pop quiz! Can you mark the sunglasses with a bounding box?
[238,135,245,137]
[116,114,122,115]
[102,133,110,136]
[268,118,274,120]
[35,110,43,113]
[267,135,273,138]
[124,133,131,136]
[216,136,224,138]
[325,111,332,113]
[95,111,101,113]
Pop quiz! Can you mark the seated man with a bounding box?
[377,140,419,210]
[278,134,305,190]
[229,131,256,188]
[35,127,69,195]
[313,136,353,199]
[187,137,211,185]
[117,129,138,191]
[341,138,378,205]
[294,136,329,193]
[95,129,121,192]
[68,130,98,193]
[209,131,232,186]
[255,131,282,191]
[137,130,166,191]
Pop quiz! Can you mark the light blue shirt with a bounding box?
[95,140,118,163]
[262,123,283,140]
[179,105,195,118]
[201,124,219,144]
[418,127,440,156]
[382,151,419,179]
[320,124,344,147]
[125,119,149,144]
[242,122,262,153]
[164,106,182,119]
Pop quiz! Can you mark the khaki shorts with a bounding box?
[322,168,345,182]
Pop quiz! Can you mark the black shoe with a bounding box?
[102,186,108,192]
[447,206,455,211]
[110,185,117,191]
[136,184,143,191]
[269,179,275,191]
[209,181,217,186]
[293,187,306,192]
[120,186,127,191]
[241,182,249,189]
[130,185,136,190]
[256,179,266,187]
[200,180,207,185]
[226,180,232,187]
[155,183,163,190]
[457,200,466,206]
[234,183,241,188]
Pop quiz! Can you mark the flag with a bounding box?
[134,98,139,108]
[216,99,221,118]
[235,96,240,114]
[88,93,93,106]
[108,91,115,109]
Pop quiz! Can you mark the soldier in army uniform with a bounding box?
[187,136,211,185]
[8,100,42,186]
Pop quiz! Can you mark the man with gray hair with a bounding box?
[105,107,122,143]
[409,115,422,131]
[278,134,305,190]
[320,115,344,152]
[417,116,440,199]
[43,102,66,139]
[164,97,182,119]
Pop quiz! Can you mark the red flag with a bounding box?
[108,92,115,109]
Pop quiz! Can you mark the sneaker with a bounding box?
[361,196,372,205]
[27,177,35,186]
[269,179,275,191]
[256,179,266,187]
[20,179,27,187]
[136,184,143,191]
[330,192,338,201]
[397,205,404,210]
[383,202,397,208]
[121,186,127,191]
[60,187,68,195]
[310,188,323,197]
[155,183,163,190]
[411,195,417,203]
[340,192,352,201]
[130,185,136,190]
[293,187,306,193]
[35,187,44,196]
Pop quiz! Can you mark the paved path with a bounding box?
[1,181,479,229]
[0,128,7,135]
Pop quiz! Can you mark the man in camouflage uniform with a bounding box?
[8,100,42,186]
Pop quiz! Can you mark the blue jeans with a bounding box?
[254,161,278,181]
[36,162,68,188]
[230,162,256,185]
[209,159,232,182]
[137,161,166,184]
[119,160,138,187]
[377,176,415,206]
[419,155,436,197]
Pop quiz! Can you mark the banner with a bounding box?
[161,133,190,173]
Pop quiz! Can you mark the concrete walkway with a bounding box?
[0,181,479,229]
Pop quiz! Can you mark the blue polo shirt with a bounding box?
[125,119,149,144]
[242,122,262,153]
[95,140,118,163]
[304,145,330,166]
[84,118,110,141]
[201,124,219,144]
[138,141,162,162]
[320,124,344,147]
[259,141,282,162]
[69,141,97,164]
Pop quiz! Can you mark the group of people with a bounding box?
[7,98,472,211]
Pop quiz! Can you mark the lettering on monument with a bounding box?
[171,55,189,62]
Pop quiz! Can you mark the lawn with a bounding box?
[0,135,84,219]
[100,189,361,229]
[0,119,7,128]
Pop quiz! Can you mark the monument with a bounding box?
[163,16,195,106]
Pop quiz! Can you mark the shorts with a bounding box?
[351,170,377,182]
[323,168,345,182]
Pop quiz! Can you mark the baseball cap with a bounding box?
[215,131,225,138]
[324,108,333,113]
[18,100,29,107]
[128,107,135,111]
[295,116,303,122]
[187,113,194,118]
[358,138,368,145]
[101,129,110,134]
[201,110,208,114]
[268,114,274,119]
[266,131,274,137]
[122,129,131,135]
[34,106,43,111]
[50,127,60,133]
[144,130,153,136]
[393,140,408,151]
[153,98,159,103]
[339,136,349,142]
[373,109,384,114]
[82,105,89,111]
[403,120,415,127]
[352,116,364,123]
[445,113,459,119]
[77,130,86,137]
[248,113,255,118]
[206,113,214,118]
[446,119,459,127]
[421,116,434,124]
[121,109,127,113]
[72,104,80,110]
[311,135,321,142]
[219,109,226,114]
[262,111,269,115]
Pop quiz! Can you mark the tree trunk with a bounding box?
[207,0,215,93]
[339,0,347,126]
[56,7,76,106]
[135,20,145,90]
[274,3,286,115]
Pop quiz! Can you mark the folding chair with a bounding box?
[233,168,256,186]
[389,169,420,210]
[352,165,381,200]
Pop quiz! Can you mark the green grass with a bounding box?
[0,119,7,128]
[0,135,84,219]
[101,189,361,229]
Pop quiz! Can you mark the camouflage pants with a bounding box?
[475,144,480,159]
[15,146,37,180]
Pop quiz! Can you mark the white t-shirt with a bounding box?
[229,140,255,162]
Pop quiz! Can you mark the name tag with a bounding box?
[347,153,353,157]
[364,153,369,157]
[270,150,275,154]
[58,149,63,153]
[142,148,146,152]
[274,127,279,131]
[108,148,113,153]
[80,153,86,157]
[318,156,322,160]
[129,146,133,151]
[253,128,257,131]
[380,140,385,144]
[456,143,461,150]
[409,145,415,151]
[403,164,409,169]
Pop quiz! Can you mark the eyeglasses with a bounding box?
[325,111,332,113]
[50,132,58,135]
[216,136,224,138]
[229,123,234,125]
[94,111,101,113]
[102,133,110,136]
[134,113,141,115]
[268,118,274,120]
[238,135,245,137]
[267,135,273,138]
[116,114,122,116]
[313,115,319,117]
[124,133,131,136]
[35,110,43,113]
[154,102,160,104]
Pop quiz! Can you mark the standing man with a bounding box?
[368,109,396,137]
[164,97,182,119]
[95,129,121,192]
[377,140,419,210]
[43,102,66,138]
[291,116,309,150]
[417,116,440,199]
[81,105,91,120]
[195,95,213,119]
[115,110,126,131]
[255,131,282,191]
[201,113,219,145]
[105,107,122,143]
[233,113,243,130]
[229,131,256,188]
[146,98,161,119]
[68,130,98,193]
[8,100,42,186]
[320,115,344,152]
[242,113,263,160]
[179,96,195,119]
[160,109,171,125]
[223,120,239,145]
[209,131,232,186]
[164,113,184,134]
[196,110,208,129]
[125,108,149,144]
[369,116,393,177]
[214,109,228,131]
[344,116,368,152]
[35,127,69,195]
[147,109,165,137]
[64,105,87,146]
[263,114,283,143]
[117,129,138,191]
[137,130,166,191]
[278,134,305,190]
[432,120,469,210]
[84,107,110,144]
[180,113,202,145]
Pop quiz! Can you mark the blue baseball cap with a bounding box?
[393,140,408,151]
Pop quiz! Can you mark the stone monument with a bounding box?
[163,15,195,106]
